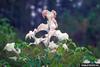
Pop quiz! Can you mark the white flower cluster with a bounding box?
[25,10,69,53]
[4,42,21,61]
[4,43,21,54]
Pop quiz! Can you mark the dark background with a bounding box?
[0,0,100,46]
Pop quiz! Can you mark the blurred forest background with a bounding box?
[0,0,100,47]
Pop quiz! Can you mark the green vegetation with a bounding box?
[0,18,98,67]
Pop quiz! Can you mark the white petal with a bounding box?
[4,43,15,51]
[14,48,21,54]
[48,41,58,49]
[83,60,90,63]
[96,59,100,63]
[9,56,17,61]
[25,30,35,39]
[62,44,68,50]
[55,30,69,41]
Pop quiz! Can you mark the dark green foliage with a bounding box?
[0,18,97,67]
[0,18,17,50]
